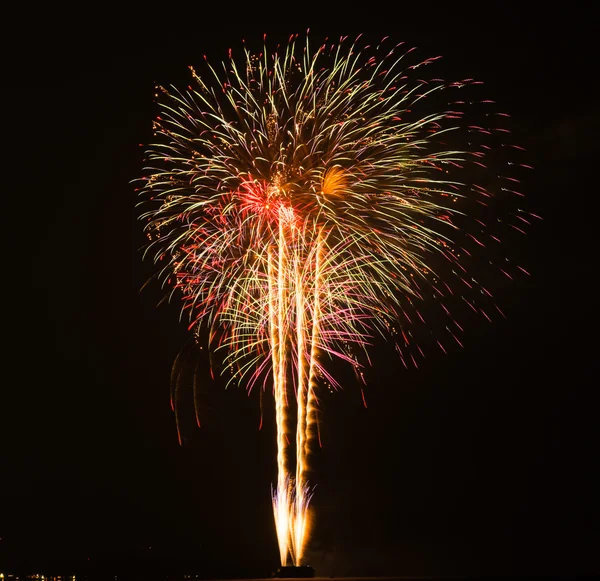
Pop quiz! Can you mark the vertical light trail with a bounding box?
[293,230,308,565]
[268,240,290,567]
[277,214,290,504]
[306,231,323,466]
[294,230,323,565]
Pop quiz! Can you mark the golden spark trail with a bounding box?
[307,231,323,467]
[268,239,290,566]
[293,232,308,565]
[294,230,323,564]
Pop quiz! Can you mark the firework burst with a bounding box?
[137,33,534,566]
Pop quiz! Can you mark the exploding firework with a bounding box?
[137,33,535,566]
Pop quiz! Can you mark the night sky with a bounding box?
[3,5,598,578]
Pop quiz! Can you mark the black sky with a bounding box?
[3,4,598,578]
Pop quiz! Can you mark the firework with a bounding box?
[137,33,534,566]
